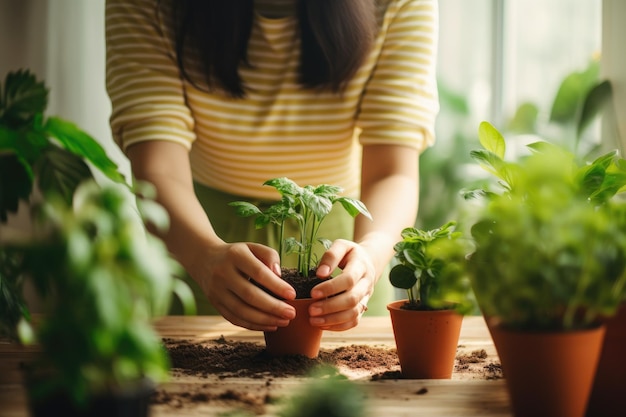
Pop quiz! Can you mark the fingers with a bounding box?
[213,285,293,331]
[241,243,296,300]
[308,240,376,331]
[199,242,296,331]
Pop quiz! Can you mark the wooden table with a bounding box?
[0,316,512,416]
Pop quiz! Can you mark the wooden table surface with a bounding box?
[0,316,512,417]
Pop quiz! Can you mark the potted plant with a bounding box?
[466,121,626,417]
[229,177,371,358]
[2,180,195,417]
[0,69,126,340]
[387,221,474,379]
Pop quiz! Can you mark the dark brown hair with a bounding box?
[162,0,377,98]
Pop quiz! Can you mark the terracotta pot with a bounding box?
[264,298,323,358]
[387,299,463,379]
[490,323,606,417]
[586,303,626,417]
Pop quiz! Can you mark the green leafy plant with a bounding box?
[0,69,126,222]
[3,180,195,407]
[466,121,626,331]
[507,58,615,156]
[277,366,367,417]
[0,69,128,340]
[229,177,371,279]
[388,221,474,313]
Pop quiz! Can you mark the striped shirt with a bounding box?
[105,0,439,200]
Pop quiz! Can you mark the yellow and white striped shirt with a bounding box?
[105,0,439,200]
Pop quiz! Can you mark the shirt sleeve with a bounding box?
[105,0,196,152]
[356,0,439,153]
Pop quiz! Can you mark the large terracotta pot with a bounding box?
[387,299,463,379]
[586,303,626,417]
[490,323,606,417]
[263,298,323,358]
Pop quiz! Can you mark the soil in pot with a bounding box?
[490,323,605,417]
[387,299,464,379]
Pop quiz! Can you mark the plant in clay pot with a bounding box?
[387,221,474,379]
[230,177,371,357]
[1,180,195,417]
[466,121,626,417]
[0,69,126,341]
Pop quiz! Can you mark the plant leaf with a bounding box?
[389,264,417,289]
[264,177,301,197]
[577,80,612,139]
[302,188,333,220]
[478,121,505,159]
[0,70,48,128]
[334,196,372,220]
[36,146,92,204]
[45,116,125,184]
[0,154,33,222]
[228,201,262,217]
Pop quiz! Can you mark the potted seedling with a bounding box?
[466,121,626,417]
[230,177,371,357]
[2,180,195,417]
[387,221,474,379]
[0,69,126,340]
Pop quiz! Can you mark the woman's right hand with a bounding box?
[189,241,297,331]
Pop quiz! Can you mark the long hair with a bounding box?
[162,1,377,98]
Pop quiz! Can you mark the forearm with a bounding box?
[355,145,419,281]
[126,142,223,272]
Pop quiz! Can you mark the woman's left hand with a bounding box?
[307,239,376,331]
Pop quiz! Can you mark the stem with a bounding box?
[279,220,285,263]
[297,203,308,276]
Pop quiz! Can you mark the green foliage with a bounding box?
[277,366,367,417]
[4,180,195,406]
[0,69,130,343]
[507,59,615,157]
[229,177,371,277]
[388,221,474,314]
[467,122,626,331]
[0,69,126,222]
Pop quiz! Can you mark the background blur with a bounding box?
[1,0,625,230]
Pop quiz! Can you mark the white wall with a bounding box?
[602,0,626,152]
[1,0,130,179]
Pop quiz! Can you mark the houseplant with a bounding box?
[230,177,371,357]
[387,221,474,378]
[2,180,195,417]
[466,121,626,417]
[0,69,126,340]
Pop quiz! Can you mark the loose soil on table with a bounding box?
[152,337,502,413]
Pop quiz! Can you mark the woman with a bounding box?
[105,0,439,332]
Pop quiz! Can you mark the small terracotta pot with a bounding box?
[387,299,463,379]
[490,323,606,417]
[263,298,323,358]
[586,303,626,417]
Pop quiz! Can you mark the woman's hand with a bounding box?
[307,239,376,331]
[189,241,297,332]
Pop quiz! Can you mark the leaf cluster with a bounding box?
[467,121,626,331]
[389,221,474,314]
[0,69,125,223]
[2,180,195,405]
[277,366,367,417]
[229,177,371,277]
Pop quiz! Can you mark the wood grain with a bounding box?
[0,316,512,416]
